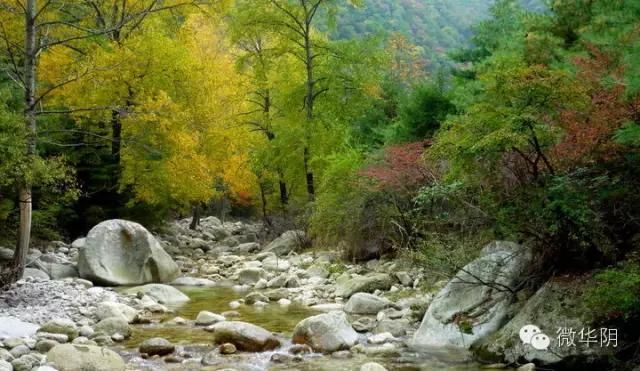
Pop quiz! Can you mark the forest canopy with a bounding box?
[0,0,639,320]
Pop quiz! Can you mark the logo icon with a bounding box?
[519,324,541,344]
[519,324,549,350]
[530,333,551,350]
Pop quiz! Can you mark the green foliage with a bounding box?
[309,149,366,246]
[386,82,455,142]
[586,262,640,321]
[329,0,493,70]
[615,122,640,147]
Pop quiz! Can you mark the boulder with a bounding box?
[94,301,138,323]
[335,274,394,298]
[0,247,12,261]
[208,321,280,351]
[244,292,269,305]
[124,284,189,304]
[292,311,359,353]
[0,360,11,371]
[70,238,85,250]
[237,268,266,285]
[22,268,49,280]
[35,339,59,352]
[474,278,615,368]
[264,230,305,255]
[195,311,225,326]
[236,242,260,254]
[11,354,43,371]
[0,317,38,339]
[38,319,78,340]
[41,263,78,280]
[306,264,330,279]
[47,344,125,371]
[262,256,290,272]
[412,241,532,349]
[344,293,394,315]
[77,219,179,285]
[0,349,12,362]
[171,276,216,287]
[139,337,175,356]
[93,317,131,338]
[374,319,409,337]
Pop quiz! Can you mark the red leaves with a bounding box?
[359,141,433,192]
[552,45,632,168]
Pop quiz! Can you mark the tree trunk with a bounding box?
[303,26,315,200]
[259,181,271,226]
[111,109,122,163]
[278,177,288,206]
[189,203,201,230]
[13,0,38,282]
[303,146,314,198]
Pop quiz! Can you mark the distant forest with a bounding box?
[330,0,546,69]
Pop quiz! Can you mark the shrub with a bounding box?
[585,262,640,321]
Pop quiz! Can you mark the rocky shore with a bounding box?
[0,217,622,371]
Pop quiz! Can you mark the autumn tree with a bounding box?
[0,0,208,283]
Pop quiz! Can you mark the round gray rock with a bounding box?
[139,337,175,356]
[292,311,358,353]
[208,321,280,351]
[78,219,179,285]
[47,344,125,371]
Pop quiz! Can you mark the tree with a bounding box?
[245,0,363,200]
[0,0,207,283]
[228,9,294,209]
[433,52,586,190]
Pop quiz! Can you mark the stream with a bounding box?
[116,286,488,371]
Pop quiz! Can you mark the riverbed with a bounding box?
[117,286,487,371]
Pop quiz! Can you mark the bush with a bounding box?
[386,83,455,142]
[585,262,640,321]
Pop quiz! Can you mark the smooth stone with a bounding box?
[344,293,393,315]
[208,321,280,352]
[124,284,189,304]
[292,311,358,353]
[46,344,124,371]
[219,343,236,355]
[195,311,225,326]
[38,319,78,340]
[93,317,131,338]
[139,338,175,356]
[94,301,138,323]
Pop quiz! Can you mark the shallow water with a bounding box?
[120,286,492,370]
[123,285,318,347]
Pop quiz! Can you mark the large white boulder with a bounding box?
[77,220,179,285]
[264,230,305,255]
[292,311,359,353]
[124,284,189,304]
[47,344,125,371]
[0,317,38,339]
[412,241,532,349]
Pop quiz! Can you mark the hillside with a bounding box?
[332,0,544,70]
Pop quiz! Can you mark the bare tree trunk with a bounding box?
[189,203,201,230]
[278,176,288,206]
[259,181,271,226]
[303,27,315,200]
[111,109,122,163]
[13,0,37,282]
